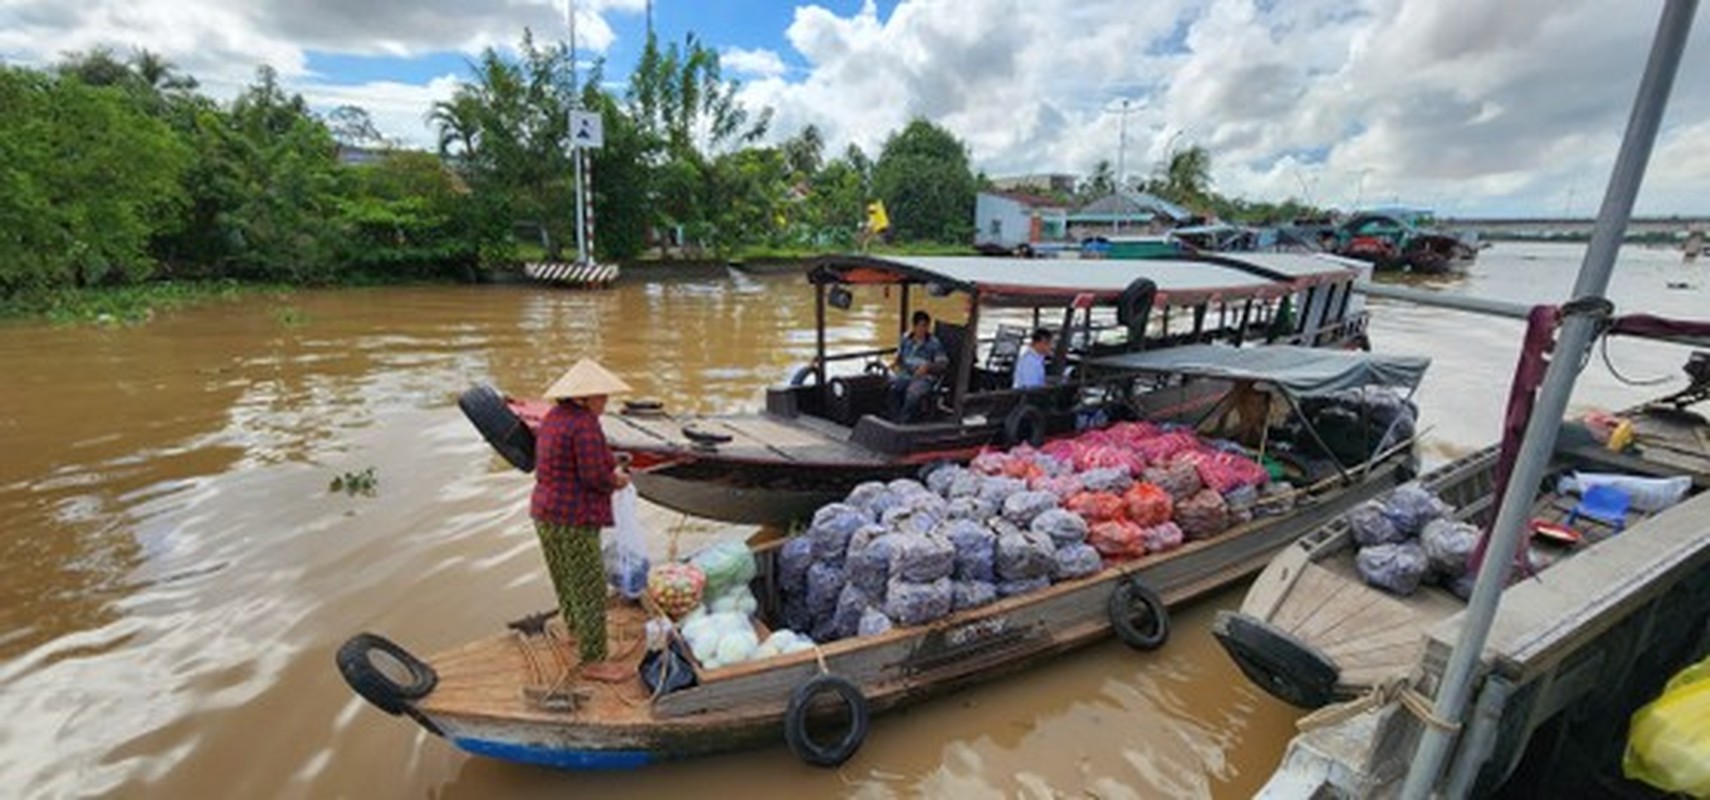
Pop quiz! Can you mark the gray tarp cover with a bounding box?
[1088,344,1429,397]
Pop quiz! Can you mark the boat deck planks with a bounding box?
[418,606,661,727]
[1229,402,1710,703]
[603,412,886,466]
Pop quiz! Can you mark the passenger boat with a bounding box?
[461,252,1375,525]
[340,344,1430,771]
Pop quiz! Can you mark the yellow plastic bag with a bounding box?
[1624,654,1710,797]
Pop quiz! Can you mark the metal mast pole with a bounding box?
[569,0,588,264]
[1399,2,1697,797]
[1104,98,1139,233]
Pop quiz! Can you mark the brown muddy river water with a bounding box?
[1,243,1704,798]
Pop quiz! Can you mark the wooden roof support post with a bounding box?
[815,282,828,386]
[899,283,912,339]
[952,292,981,416]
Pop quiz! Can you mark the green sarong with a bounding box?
[533,521,608,663]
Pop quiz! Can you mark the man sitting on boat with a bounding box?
[1012,328,1053,389]
[890,310,949,422]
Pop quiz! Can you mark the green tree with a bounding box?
[706,147,789,256]
[327,105,387,149]
[336,151,500,280]
[803,154,868,247]
[0,67,189,295]
[151,66,345,282]
[1156,144,1213,210]
[1081,159,1116,199]
[781,124,824,180]
[871,118,976,243]
[625,31,772,254]
[431,32,575,258]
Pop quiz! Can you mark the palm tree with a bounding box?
[130,49,198,92]
[1082,159,1116,199]
[1161,145,1212,206]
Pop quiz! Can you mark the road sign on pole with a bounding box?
[569,110,604,149]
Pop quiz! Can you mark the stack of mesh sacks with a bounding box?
[1039,422,1284,552]
[777,471,1102,644]
[1347,482,1481,597]
[677,540,815,669]
[777,421,1282,643]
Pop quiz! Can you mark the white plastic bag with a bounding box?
[602,485,650,600]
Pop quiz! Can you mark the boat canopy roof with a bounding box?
[809,254,1355,307]
[1209,252,1367,279]
[1087,344,1430,397]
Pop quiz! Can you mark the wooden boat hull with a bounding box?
[509,380,1238,527]
[1216,402,1710,709]
[629,467,857,526]
[372,455,1413,770]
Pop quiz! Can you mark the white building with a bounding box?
[974,191,1069,251]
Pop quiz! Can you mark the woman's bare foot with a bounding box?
[581,660,632,683]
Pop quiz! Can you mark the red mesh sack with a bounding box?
[1065,491,1126,522]
[1088,520,1146,559]
[1123,482,1174,527]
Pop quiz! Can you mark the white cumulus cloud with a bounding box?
[738,0,1710,215]
[723,46,788,79]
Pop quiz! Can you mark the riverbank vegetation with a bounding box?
[0,35,982,321]
[1,30,1319,323]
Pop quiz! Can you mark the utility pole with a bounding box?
[1103,98,1142,232]
[568,0,588,264]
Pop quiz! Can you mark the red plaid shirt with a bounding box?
[530,401,617,526]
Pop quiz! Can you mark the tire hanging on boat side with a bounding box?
[1108,575,1170,650]
[458,384,536,473]
[783,674,870,767]
[1210,611,1340,709]
[1116,278,1158,334]
[336,632,438,715]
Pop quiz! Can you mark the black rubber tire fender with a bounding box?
[1108,575,1170,650]
[1003,404,1046,448]
[1211,611,1339,709]
[336,632,438,716]
[790,365,820,386]
[458,384,536,473]
[783,674,870,767]
[1115,277,1158,330]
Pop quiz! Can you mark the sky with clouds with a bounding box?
[2,0,1706,216]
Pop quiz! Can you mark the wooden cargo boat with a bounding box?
[1215,348,1710,710]
[1333,208,1479,276]
[463,252,1376,525]
[343,346,1428,770]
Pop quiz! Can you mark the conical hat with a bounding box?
[543,359,633,399]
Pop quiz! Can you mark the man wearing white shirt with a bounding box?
[1012,328,1053,389]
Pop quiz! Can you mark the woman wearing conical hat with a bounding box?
[530,358,634,683]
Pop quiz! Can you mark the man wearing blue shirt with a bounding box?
[890,310,948,422]
[1012,328,1053,389]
